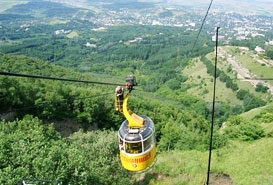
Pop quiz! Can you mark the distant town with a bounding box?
[1,1,273,55]
[86,6,273,48]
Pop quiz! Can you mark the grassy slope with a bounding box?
[182,57,243,105]
[140,46,273,184]
[139,101,273,185]
[213,46,272,99]
[182,46,272,104]
[138,137,273,185]
[240,102,273,121]
[223,46,273,86]
[212,138,273,185]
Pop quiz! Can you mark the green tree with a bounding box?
[0,115,133,184]
[167,78,181,90]
[255,83,269,93]
[223,116,265,141]
[236,89,248,100]
[0,115,67,184]
[265,49,273,59]
[243,93,265,111]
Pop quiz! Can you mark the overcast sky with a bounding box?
[161,0,273,15]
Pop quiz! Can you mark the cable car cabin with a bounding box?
[118,116,156,172]
[116,75,156,172]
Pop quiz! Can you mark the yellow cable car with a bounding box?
[118,114,156,172]
[116,75,156,172]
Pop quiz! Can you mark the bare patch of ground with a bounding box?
[209,172,234,185]
[52,118,97,137]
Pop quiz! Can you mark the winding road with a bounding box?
[218,47,273,96]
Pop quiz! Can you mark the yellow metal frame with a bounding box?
[122,93,144,128]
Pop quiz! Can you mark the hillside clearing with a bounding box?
[182,57,242,105]
[183,46,272,104]
[218,46,273,96]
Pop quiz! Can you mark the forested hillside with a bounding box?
[1,48,272,184]
[1,0,273,184]
[0,52,214,184]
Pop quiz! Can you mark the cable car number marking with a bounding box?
[121,152,151,164]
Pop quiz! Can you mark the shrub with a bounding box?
[223,116,265,141]
[0,116,133,184]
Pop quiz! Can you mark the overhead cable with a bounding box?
[0,71,124,86]
[191,0,214,53]
[241,77,273,81]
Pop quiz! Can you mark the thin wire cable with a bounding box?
[186,76,273,81]
[206,26,220,185]
[0,71,124,86]
[191,0,214,53]
[241,77,273,81]
[0,71,140,115]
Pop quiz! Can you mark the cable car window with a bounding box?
[144,136,153,151]
[119,138,124,150]
[125,142,142,154]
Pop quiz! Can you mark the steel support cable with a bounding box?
[0,71,141,115]
[206,26,220,185]
[191,0,214,53]
[242,77,273,81]
[0,71,124,86]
